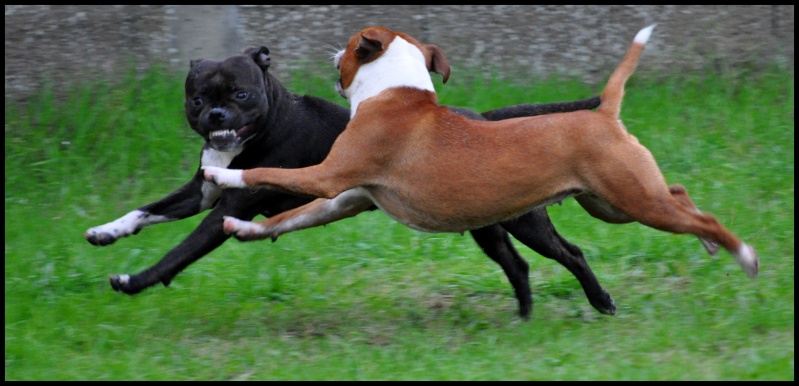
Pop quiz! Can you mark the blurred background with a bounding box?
[5,5,794,101]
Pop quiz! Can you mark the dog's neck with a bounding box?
[342,37,437,118]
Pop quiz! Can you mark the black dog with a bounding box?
[85,46,613,318]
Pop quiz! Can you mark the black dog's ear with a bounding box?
[189,59,204,69]
[244,46,271,71]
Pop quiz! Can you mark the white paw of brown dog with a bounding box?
[222,216,272,241]
[202,166,246,188]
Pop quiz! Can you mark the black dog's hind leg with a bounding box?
[501,210,616,315]
[469,225,532,319]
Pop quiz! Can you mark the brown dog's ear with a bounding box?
[422,44,450,84]
[243,46,271,71]
[356,29,389,64]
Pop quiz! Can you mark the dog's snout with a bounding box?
[209,108,227,123]
[335,78,347,100]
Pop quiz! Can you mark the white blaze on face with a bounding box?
[200,147,243,210]
[340,36,436,117]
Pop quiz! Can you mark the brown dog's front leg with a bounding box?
[223,188,375,242]
[203,165,346,199]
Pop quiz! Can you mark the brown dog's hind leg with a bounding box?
[574,193,634,224]
[573,142,758,278]
[668,184,721,257]
[592,184,759,278]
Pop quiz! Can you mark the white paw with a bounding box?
[85,210,171,246]
[85,210,144,245]
[735,244,759,278]
[222,216,269,241]
[117,274,130,284]
[202,166,246,188]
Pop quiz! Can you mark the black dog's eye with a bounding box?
[193,97,203,107]
[235,91,248,100]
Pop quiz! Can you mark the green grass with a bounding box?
[5,63,794,380]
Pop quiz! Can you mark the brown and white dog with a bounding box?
[203,25,759,285]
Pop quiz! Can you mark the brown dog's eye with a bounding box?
[193,97,203,106]
[236,91,247,100]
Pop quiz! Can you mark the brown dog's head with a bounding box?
[334,26,450,105]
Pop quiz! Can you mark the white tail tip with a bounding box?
[634,24,657,45]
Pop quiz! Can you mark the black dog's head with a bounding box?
[185,46,272,152]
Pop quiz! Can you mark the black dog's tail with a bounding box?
[480,97,601,121]
[596,24,656,120]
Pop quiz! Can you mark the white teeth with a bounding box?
[210,130,235,138]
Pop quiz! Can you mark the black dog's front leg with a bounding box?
[108,210,232,294]
[108,190,313,295]
[108,193,248,294]
[84,171,214,246]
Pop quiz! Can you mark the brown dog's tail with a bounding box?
[596,24,656,120]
